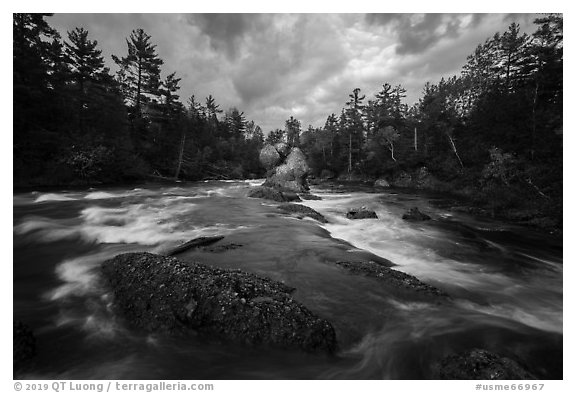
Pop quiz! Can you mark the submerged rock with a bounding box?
[101,252,337,353]
[14,321,36,374]
[167,236,224,256]
[204,243,244,253]
[335,260,449,299]
[299,193,322,200]
[248,186,301,202]
[277,203,328,223]
[433,349,536,380]
[346,207,378,220]
[402,207,431,221]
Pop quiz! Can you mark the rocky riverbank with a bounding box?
[313,173,561,236]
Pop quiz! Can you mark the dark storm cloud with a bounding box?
[47,13,541,132]
[229,14,349,106]
[366,13,487,55]
[188,14,262,59]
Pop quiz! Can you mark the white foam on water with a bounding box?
[47,253,106,301]
[14,216,80,241]
[17,191,251,247]
[34,193,78,203]
[301,190,563,333]
[244,179,265,187]
[456,299,562,334]
[84,191,123,200]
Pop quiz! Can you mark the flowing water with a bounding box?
[13,180,563,379]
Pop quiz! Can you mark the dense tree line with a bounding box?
[14,14,562,228]
[14,14,266,186]
[295,15,562,225]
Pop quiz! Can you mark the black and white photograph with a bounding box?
[12,4,565,385]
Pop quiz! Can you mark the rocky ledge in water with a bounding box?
[13,320,36,375]
[277,203,328,223]
[432,349,536,379]
[346,207,378,220]
[402,207,431,221]
[101,252,337,353]
[299,193,322,200]
[335,260,449,299]
[247,186,301,202]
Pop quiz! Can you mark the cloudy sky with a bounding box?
[50,13,539,132]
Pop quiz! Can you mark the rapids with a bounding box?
[13,180,562,379]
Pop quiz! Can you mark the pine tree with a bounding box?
[285,116,301,147]
[344,88,365,174]
[65,27,109,133]
[112,29,163,118]
[205,95,222,131]
[65,27,107,93]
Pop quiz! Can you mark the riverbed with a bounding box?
[13,180,563,379]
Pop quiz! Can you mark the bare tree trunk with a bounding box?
[414,127,418,151]
[174,130,186,180]
[330,138,334,160]
[525,177,550,199]
[448,135,464,168]
[348,133,352,174]
[531,81,539,161]
[136,59,142,117]
[388,142,397,162]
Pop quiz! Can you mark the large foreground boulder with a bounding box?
[432,349,535,379]
[101,252,337,353]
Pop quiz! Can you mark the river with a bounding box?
[13,180,563,379]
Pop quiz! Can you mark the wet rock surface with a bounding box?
[101,252,337,353]
[167,236,224,256]
[335,260,449,299]
[402,207,431,221]
[248,186,301,202]
[203,243,244,253]
[14,320,36,374]
[277,203,328,223]
[346,207,378,220]
[432,349,536,379]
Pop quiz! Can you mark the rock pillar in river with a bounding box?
[260,143,311,193]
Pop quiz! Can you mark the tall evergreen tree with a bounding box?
[285,116,301,147]
[344,88,365,174]
[112,29,163,118]
[65,27,106,93]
